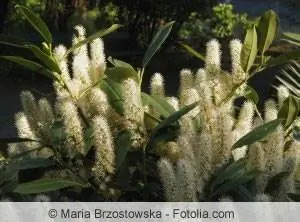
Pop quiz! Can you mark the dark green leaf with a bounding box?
[106,67,139,83]
[0,56,55,80]
[0,137,37,147]
[65,24,122,57]
[24,44,61,73]
[278,96,299,129]
[141,93,175,118]
[211,169,259,197]
[210,158,247,192]
[142,21,175,67]
[232,119,282,149]
[16,5,52,44]
[241,25,258,73]
[99,78,124,115]
[244,85,259,104]
[151,101,198,137]
[265,171,290,197]
[257,10,278,54]
[16,158,55,170]
[14,178,89,194]
[180,43,205,61]
[115,131,132,169]
[0,34,27,48]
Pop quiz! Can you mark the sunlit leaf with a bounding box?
[142,21,175,67]
[65,24,122,57]
[232,119,282,149]
[241,25,258,73]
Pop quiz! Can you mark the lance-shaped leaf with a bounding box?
[107,57,135,69]
[282,32,300,47]
[141,93,175,118]
[180,43,205,61]
[0,34,27,48]
[15,158,55,170]
[65,24,122,57]
[16,5,52,44]
[241,25,258,73]
[106,66,139,83]
[24,44,61,73]
[232,119,282,149]
[278,96,299,129]
[115,130,132,169]
[142,21,175,68]
[0,138,39,150]
[257,10,278,54]
[14,178,89,194]
[151,101,198,138]
[99,78,124,115]
[0,56,55,80]
[265,171,290,197]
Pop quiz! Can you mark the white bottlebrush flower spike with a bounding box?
[150,72,165,97]
[9,26,300,202]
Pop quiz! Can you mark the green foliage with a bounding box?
[241,25,258,73]
[1,6,300,202]
[179,3,250,43]
[14,178,89,194]
[232,119,282,149]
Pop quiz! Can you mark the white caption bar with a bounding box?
[0,202,299,222]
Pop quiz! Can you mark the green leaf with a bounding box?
[141,93,175,118]
[267,49,300,67]
[265,171,290,197]
[282,32,300,46]
[16,158,55,170]
[65,24,122,57]
[115,131,131,169]
[151,101,198,137]
[142,21,175,67]
[0,56,55,80]
[241,25,258,73]
[0,34,27,48]
[281,38,300,47]
[257,10,278,54]
[210,158,247,192]
[0,138,38,148]
[107,57,135,69]
[232,119,282,149]
[180,43,205,61]
[211,169,259,197]
[278,96,299,129]
[99,78,124,115]
[106,67,139,83]
[16,5,52,44]
[24,44,61,73]
[14,178,89,194]
[244,85,259,104]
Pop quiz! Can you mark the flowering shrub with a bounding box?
[0,6,300,201]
